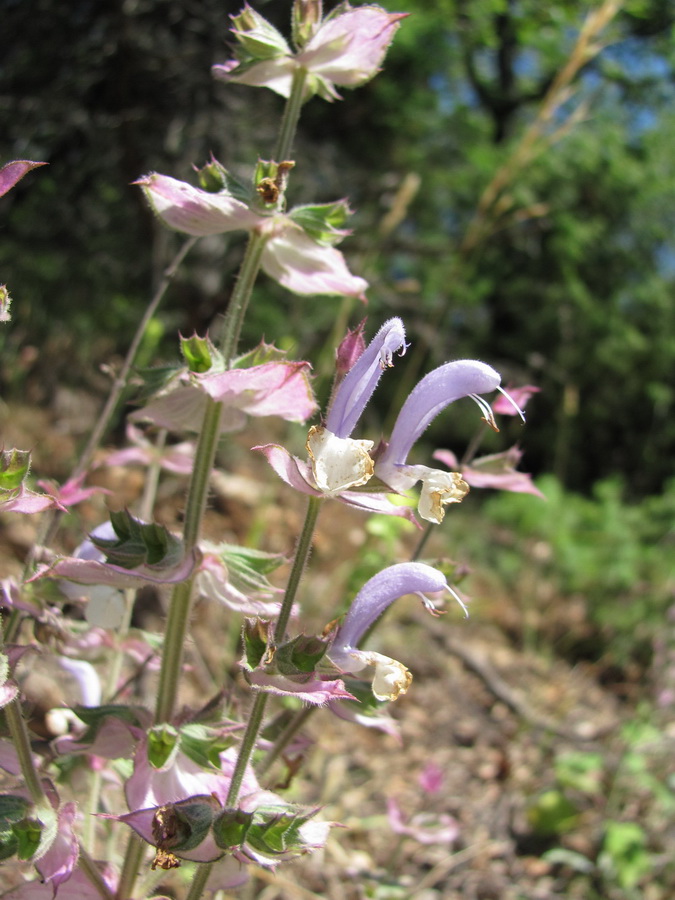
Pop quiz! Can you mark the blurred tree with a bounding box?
[1,0,673,494]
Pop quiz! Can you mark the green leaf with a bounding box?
[242,619,270,669]
[232,340,288,370]
[0,449,31,492]
[246,806,316,857]
[0,796,32,828]
[194,160,252,206]
[147,724,179,769]
[12,817,43,860]
[212,808,254,850]
[91,511,184,570]
[274,633,330,675]
[179,724,233,769]
[288,201,352,245]
[180,334,217,374]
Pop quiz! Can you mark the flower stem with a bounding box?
[3,698,45,805]
[73,236,198,481]
[182,397,224,551]
[275,67,308,162]
[185,859,213,900]
[274,494,322,642]
[154,396,223,725]
[115,833,146,900]
[219,230,267,366]
[225,495,323,807]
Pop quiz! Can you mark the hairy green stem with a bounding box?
[115,833,146,900]
[4,698,45,805]
[275,67,308,162]
[73,237,198,481]
[219,231,267,366]
[185,858,213,900]
[154,577,194,724]
[182,397,224,551]
[225,495,322,807]
[274,494,322,642]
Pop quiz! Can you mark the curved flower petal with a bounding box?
[375,359,501,492]
[326,317,406,438]
[333,562,451,654]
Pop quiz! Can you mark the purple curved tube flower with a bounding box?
[326,317,406,439]
[305,318,406,494]
[330,563,459,700]
[374,359,501,523]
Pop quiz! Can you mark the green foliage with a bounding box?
[598,821,650,891]
[481,475,675,662]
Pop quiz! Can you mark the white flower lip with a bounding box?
[306,425,374,494]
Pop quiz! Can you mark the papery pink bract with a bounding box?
[492,384,540,415]
[137,173,259,234]
[196,552,283,618]
[386,798,460,846]
[36,474,111,509]
[139,173,367,299]
[0,867,118,900]
[433,447,545,498]
[0,160,47,198]
[260,223,367,299]
[0,484,65,514]
[213,5,406,101]
[245,669,356,705]
[100,424,194,475]
[31,546,201,591]
[131,359,317,434]
[35,801,80,892]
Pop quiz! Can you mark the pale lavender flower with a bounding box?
[306,317,406,493]
[138,173,367,299]
[213,4,407,102]
[374,360,502,523]
[330,563,462,701]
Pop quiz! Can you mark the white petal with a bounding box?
[306,426,374,494]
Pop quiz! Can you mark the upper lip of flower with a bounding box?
[374,359,502,491]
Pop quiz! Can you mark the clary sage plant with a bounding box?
[0,3,539,899]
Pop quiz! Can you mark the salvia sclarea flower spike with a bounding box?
[330,562,466,701]
[374,360,506,523]
[306,317,406,493]
[213,3,407,103]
